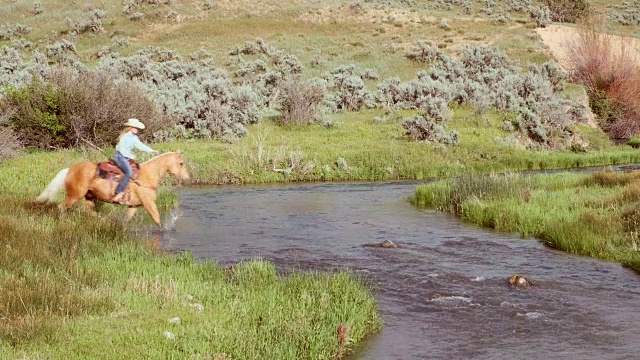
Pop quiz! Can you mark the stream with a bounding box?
[156,178,640,359]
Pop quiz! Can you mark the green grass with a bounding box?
[628,136,640,149]
[0,194,380,359]
[158,106,640,185]
[412,170,640,271]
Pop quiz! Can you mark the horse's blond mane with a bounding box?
[142,152,179,165]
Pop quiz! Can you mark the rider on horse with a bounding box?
[111,118,157,203]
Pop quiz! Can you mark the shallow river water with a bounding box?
[156,180,640,360]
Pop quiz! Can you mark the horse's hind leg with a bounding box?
[58,182,87,211]
[58,194,82,212]
[81,199,98,216]
[125,207,138,221]
[59,164,94,212]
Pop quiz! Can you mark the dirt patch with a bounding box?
[536,24,640,70]
[135,22,184,41]
[299,4,435,27]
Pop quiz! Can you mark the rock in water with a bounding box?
[380,240,398,248]
[509,274,532,287]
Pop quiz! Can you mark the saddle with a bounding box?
[97,159,140,181]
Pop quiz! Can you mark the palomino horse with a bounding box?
[35,152,190,226]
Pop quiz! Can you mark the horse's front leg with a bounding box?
[140,196,161,227]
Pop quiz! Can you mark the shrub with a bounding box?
[492,11,511,24]
[543,0,590,23]
[0,24,32,40]
[0,47,48,97]
[46,40,78,61]
[506,0,531,12]
[65,9,108,34]
[279,78,327,126]
[1,69,169,149]
[122,0,173,14]
[203,0,215,10]
[324,65,374,111]
[607,1,640,26]
[405,41,442,63]
[529,5,552,27]
[100,47,265,141]
[379,44,581,148]
[1,78,68,148]
[567,15,640,138]
[10,39,33,51]
[403,115,459,145]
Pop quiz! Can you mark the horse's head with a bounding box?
[167,152,190,183]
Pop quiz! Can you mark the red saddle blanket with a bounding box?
[97,159,140,181]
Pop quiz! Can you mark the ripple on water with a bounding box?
[431,295,472,303]
[518,312,546,320]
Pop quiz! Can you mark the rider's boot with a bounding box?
[112,192,125,204]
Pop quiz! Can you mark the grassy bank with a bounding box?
[4,106,640,194]
[0,153,380,358]
[412,170,640,271]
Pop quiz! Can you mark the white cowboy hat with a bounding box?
[124,118,146,129]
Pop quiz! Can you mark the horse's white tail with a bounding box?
[35,168,69,203]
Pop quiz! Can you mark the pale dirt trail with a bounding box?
[536,24,640,70]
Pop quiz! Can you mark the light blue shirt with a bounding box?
[115,132,154,159]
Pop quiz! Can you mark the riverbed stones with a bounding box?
[509,274,532,287]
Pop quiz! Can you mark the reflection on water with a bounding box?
[155,181,640,360]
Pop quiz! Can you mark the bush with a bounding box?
[568,16,640,138]
[32,2,44,15]
[378,44,580,148]
[100,47,264,141]
[506,0,531,12]
[608,1,640,26]
[65,9,108,34]
[0,47,48,97]
[279,78,327,126]
[324,65,374,111]
[543,0,590,23]
[0,24,32,40]
[1,78,67,148]
[529,5,552,27]
[403,115,459,145]
[1,69,169,149]
[405,41,442,63]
